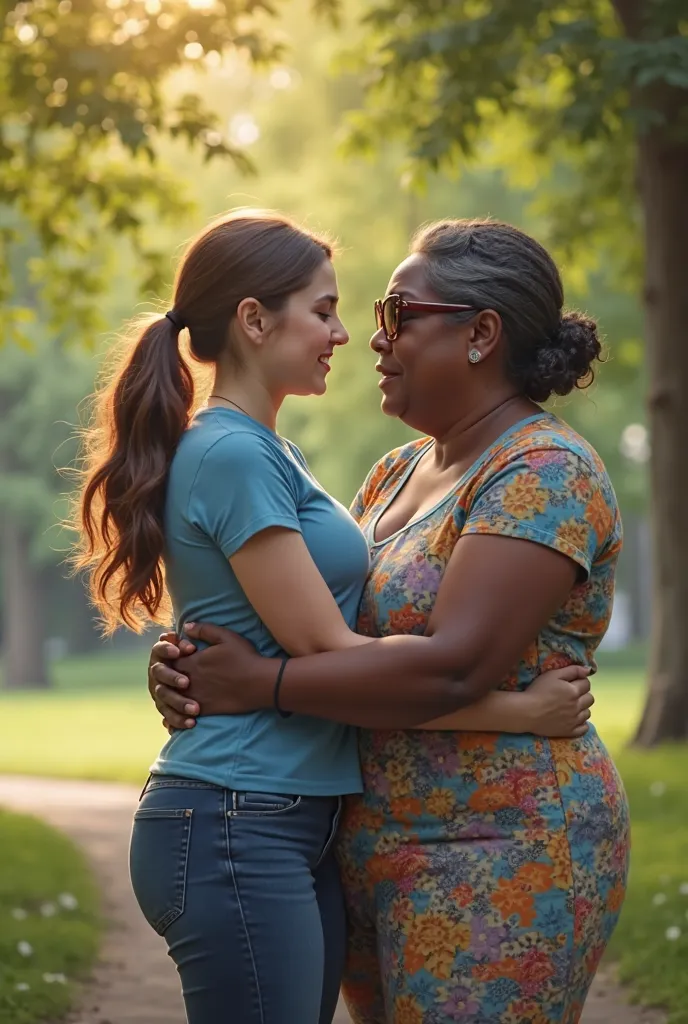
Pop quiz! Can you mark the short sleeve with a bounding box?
[187,432,302,559]
[461,448,615,578]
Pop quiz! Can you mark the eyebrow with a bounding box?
[315,293,339,304]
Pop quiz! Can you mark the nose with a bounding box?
[333,318,349,346]
[370,327,391,354]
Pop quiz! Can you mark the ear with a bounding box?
[235,297,273,345]
[465,309,502,362]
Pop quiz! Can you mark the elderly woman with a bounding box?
[150,218,629,1024]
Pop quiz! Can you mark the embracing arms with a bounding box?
[150,531,590,730]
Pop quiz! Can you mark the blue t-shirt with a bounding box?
[151,407,369,795]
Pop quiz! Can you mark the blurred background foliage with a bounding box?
[0,0,650,672]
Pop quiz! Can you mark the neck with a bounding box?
[208,369,281,432]
[429,392,539,472]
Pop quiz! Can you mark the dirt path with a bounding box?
[0,775,664,1024]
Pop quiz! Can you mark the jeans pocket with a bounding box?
[129,807,193,936]
[231,791,302,817]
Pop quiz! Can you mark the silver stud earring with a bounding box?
[468,348,481,364]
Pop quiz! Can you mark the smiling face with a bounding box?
[240,258,349,399]
[371,253,487,433]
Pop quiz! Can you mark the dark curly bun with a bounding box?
[520,311,602,403]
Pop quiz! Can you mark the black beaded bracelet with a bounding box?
[273,657,292,718]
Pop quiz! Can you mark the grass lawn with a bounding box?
[1,651,687,1020]
[0,651,159,784]
[0,808,100,1024]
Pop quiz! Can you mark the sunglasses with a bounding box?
[374,293,477,342]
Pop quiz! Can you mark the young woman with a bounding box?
[74,211,595,1024]
[148,219,630,1024]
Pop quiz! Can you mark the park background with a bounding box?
[0,1,687,1022]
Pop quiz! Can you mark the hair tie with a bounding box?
[165,310,186,331]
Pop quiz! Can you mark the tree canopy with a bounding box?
[0,0,292,341]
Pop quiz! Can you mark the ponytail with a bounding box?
[72,315,194,633]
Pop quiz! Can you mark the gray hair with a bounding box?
[411,219,601,402]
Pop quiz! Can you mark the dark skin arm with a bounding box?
[149,533,579,729]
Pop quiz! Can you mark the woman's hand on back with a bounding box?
[148,624,276,730]
[148,631,197,731]
[522,664,594,738]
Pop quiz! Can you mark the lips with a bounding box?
[318,352,333,368]
[375,362,400,377]
[376,362,401,386]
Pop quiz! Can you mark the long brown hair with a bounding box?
[73,211,332,633]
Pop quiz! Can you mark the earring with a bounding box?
[468,348,481,364]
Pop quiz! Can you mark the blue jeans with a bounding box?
[129,776,345,1024]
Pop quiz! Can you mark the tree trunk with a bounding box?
[631,102,688,744]
[1,516,50,690]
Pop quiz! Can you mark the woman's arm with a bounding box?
[184,431,375,660]
[151,533,579,728]
[150,636,593,737]
[231,533,579,726]
[418,665,593,736]
[227,527,372,656]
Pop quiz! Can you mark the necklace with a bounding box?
[209,394,252,418]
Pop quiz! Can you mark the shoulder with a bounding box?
[478,415,612,485]
[183,415,296,478]
[469,415,621,542]
[282,438,310,472]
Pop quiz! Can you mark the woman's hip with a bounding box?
[130,776,342,933]
[129,776,346,1023]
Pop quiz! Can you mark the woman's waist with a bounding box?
[154,713,363,794]
[351,725,622,826]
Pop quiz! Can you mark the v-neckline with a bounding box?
[370,412,551,547]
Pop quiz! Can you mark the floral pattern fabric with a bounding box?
[337,413,630,1024]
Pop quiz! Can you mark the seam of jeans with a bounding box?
[223,788,265,1024]
[314,796,343,869]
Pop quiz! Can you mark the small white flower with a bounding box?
[653,893,667,906]
[665,926,682,941]
[17,941,33,957]
[650,781,666,797]
[57,892,78,910]
[11,908,28,920]
[679,883,688,896]
[40,902,57,918]
[43,972,67,984]
[15,982,30,992]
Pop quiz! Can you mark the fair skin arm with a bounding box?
[150,533,593,732]
[229,526,374,657]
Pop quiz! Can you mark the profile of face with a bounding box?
[234,259,349,400]
[371,253,503,434]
